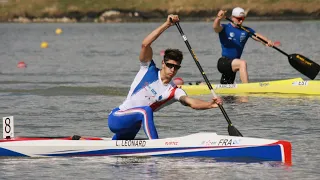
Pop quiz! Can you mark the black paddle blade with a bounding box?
[228,125,243,137]
[288,54,320,80]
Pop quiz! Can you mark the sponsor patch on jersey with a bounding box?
[240,32,246,42]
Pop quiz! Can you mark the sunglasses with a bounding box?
[165,62,181,70]
[234,16,245,21]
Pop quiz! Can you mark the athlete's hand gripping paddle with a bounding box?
[226,17,320,80]
[172,19,243,137]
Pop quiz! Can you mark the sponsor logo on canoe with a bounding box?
[165,141,179,146]
[259,82,269,87]
[292,81,308,86]
[215,84,237,89]
[217,139,241,146]
[201,140,217,146]
[116,140,146,147]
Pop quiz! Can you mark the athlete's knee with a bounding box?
[107,108,119,129]
[107,116,116,132]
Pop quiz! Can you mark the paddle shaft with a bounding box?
[174,22,233,126]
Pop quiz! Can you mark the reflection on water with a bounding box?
[222,95,249,103]
[0,156,293,180]
[0,85,128,96]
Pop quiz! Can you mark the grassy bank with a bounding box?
[1,0,319,22]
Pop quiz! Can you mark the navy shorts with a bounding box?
[217,57,236,84]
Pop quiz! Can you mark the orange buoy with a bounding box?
[17,61,27,68]
[160,50,165,57]
[173,77,184,85]
[274,41,281,47]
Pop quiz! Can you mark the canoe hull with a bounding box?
[0,133,292,165]
[181,78,320,95]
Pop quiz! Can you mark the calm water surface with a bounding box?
[0,21,320,180]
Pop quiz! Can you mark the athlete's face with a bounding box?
[162,59,181,79]
[232,16,245,25]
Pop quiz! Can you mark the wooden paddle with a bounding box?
[173,20,243,137]
[226,17,320,80]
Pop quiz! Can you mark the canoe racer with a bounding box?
[108,14,223,140]
[213,7,274,84]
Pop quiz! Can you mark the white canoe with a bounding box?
[1,116,292,165]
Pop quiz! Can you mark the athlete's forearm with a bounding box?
[180,96,218,110]
[253,33,273,45]
[142,22,170,48]
[213,18,223,33]
[139,22,171,62]
[213,10,225,33]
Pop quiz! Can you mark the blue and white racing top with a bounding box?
[218,23,255,59]
[119,60,186,112]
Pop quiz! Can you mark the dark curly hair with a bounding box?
[163,49,183,64]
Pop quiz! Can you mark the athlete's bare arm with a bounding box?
[139,15,179,63]
[252,33,274,47]
[213,10,226,33]
[179,96,222,110]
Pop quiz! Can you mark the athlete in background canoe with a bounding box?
[213,7,274,84]
[108,14,223,140]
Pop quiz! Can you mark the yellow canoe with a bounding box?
[180,78,320,95]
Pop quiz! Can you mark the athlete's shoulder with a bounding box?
[173,84,187,95]
[218,24,228,35]
[140,59,157,68]
[243,26,255,33]
[225,23,234,28]
[175,87,187,104]
[221,23,235,31]
[220,23,228,30]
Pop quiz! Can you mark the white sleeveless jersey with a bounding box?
[119,60,186,112]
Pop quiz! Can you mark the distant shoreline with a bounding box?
[6,17,319,23]
[2,7,320,23]
[1,0,320,23]
[4,12,320,23]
